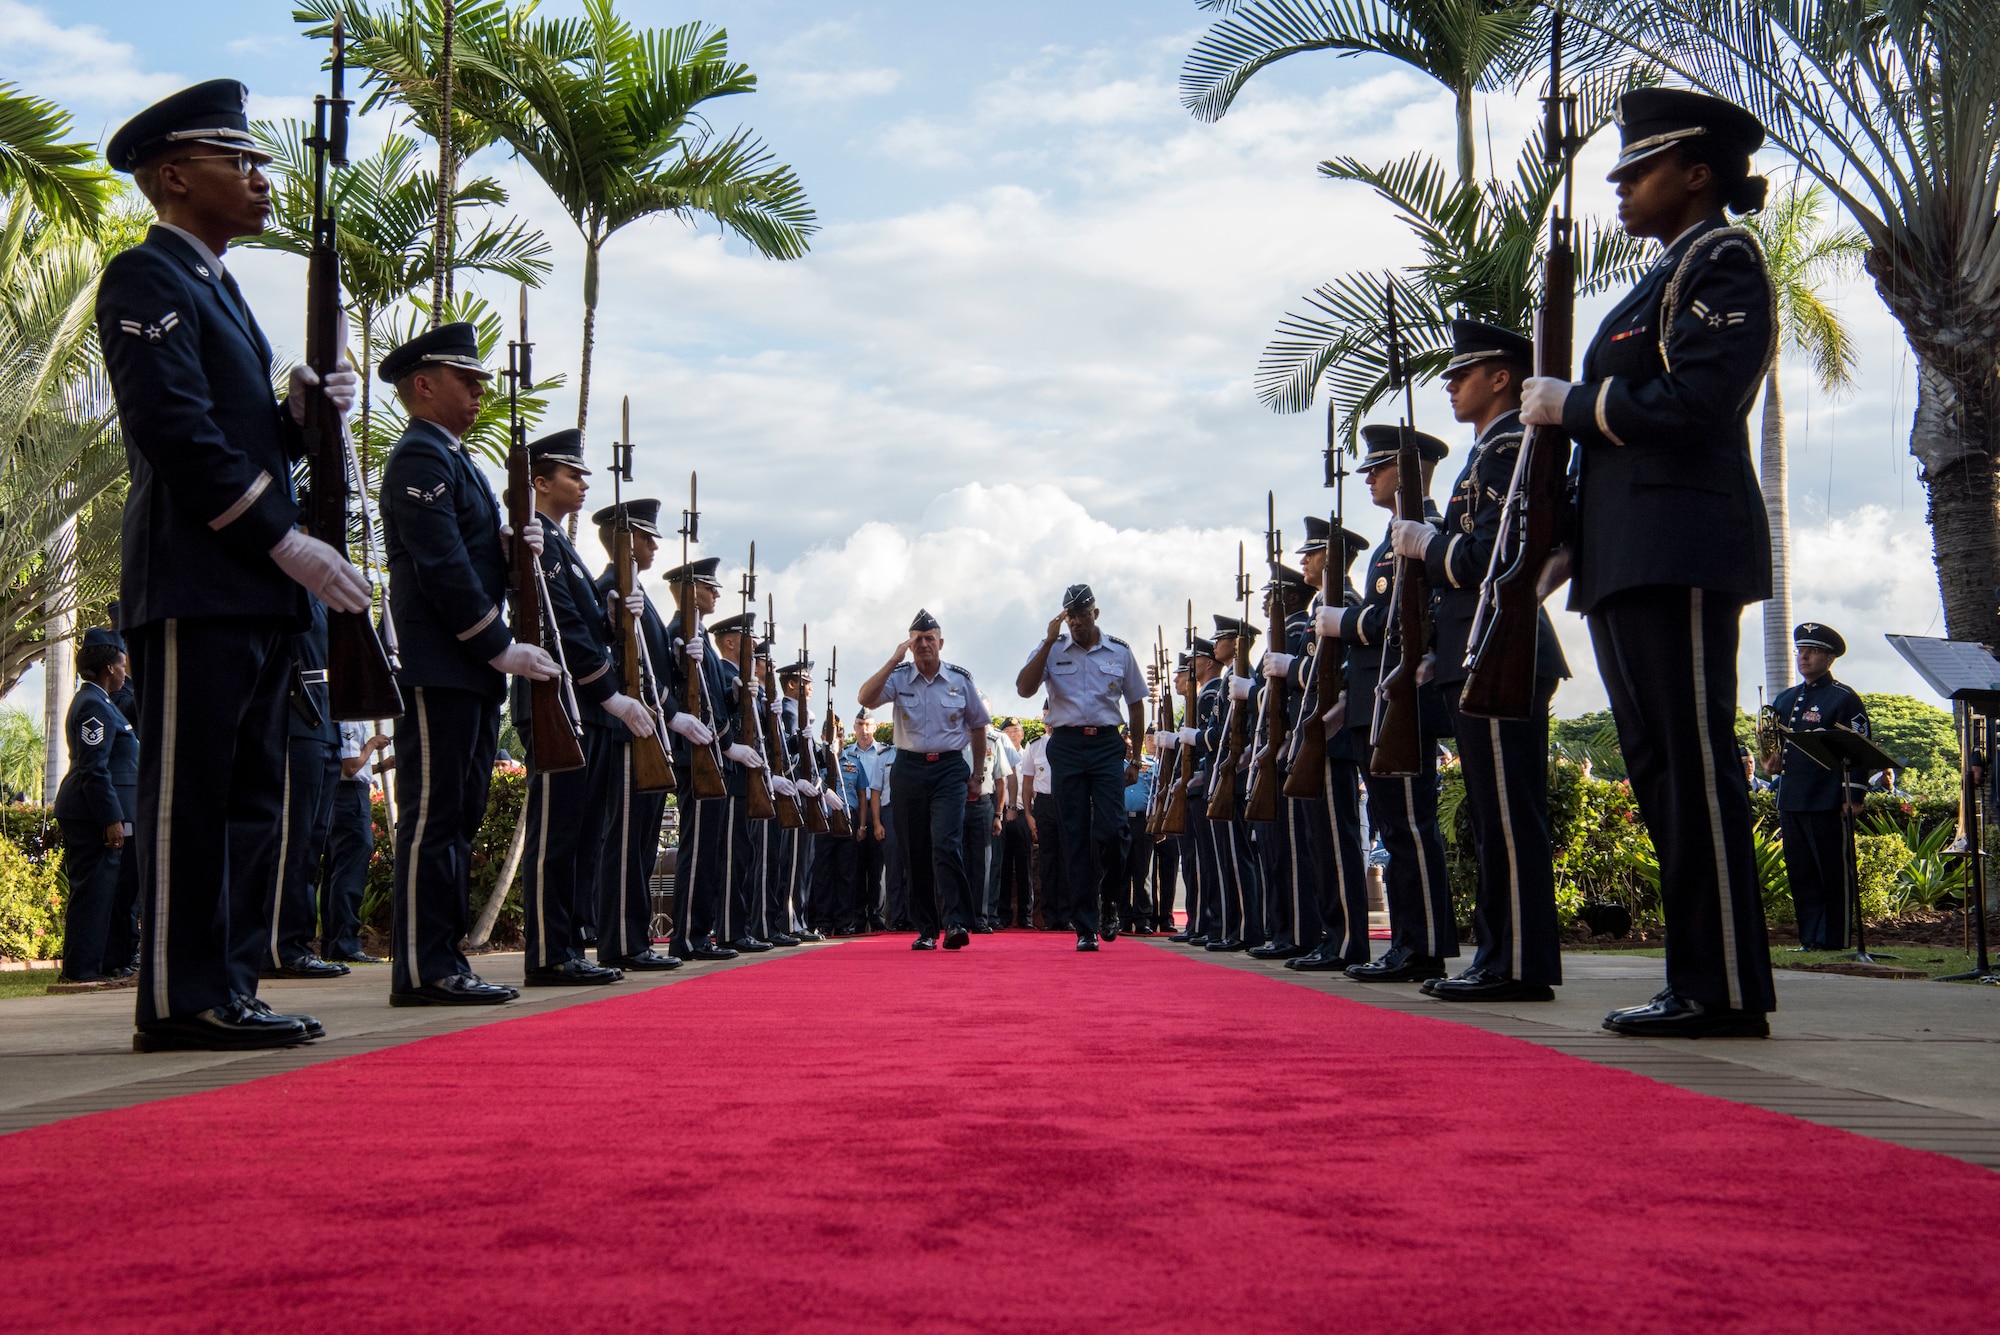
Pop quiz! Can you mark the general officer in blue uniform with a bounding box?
[859,610,990,949]
[1769,623,1871,951]
[1395,321,1572,1002]
[259,598,349,981]
[55,628,140,984]
[101,81,367,1050]
[1319,426,1459,982]
[1016,584,1148,951]
[378,322,554,1006]
[1522,88,1778,1038]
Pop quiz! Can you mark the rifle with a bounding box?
[1367,283,1431,779]
[819,646,853,837]
[1206,543,1254,821]
[732,547,779,821]
[303,20,402,722]
[503,290,585,773]
[675,473,727,797]
[1459,6,1581,721]
[1143,644,1166,836]
[608,397,674,793]
[1286,400,1347,798]
[1160,600,1195,835]
[790,625,832,835]
[1243,492,1286,822]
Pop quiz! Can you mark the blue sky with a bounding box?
[3,0,1947,718]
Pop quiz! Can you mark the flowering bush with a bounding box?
[0,831,66,961]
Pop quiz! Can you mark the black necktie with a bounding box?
[217,267,248,319]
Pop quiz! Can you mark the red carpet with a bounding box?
[2,933,1996,1332]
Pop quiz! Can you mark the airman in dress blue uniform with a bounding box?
[55,628,139,984]
[1770,623,1871,951]
[1200,615,1263,952]
[1248,565,1318,959]
[1523,88,1779,1037]
[259,597,351,982]
[1174,637,1225,945]
[101,81,368,1050]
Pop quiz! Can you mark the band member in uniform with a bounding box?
[1274,518,1376,972]
[859,610,991,950]
[590,497,704,972]
[1015,584,1148,952]
[55,628,139,984]
[102,81,364,1049]
[1398,321,1571,1002]
[1522,88,1778,1037]
[1768,623,1871,951]
[260,598,349,980]
[378,323,553,1005]
[1320,425,1459,982]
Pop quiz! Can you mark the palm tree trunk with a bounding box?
[1759,370,1791,700]
[429,0,456,325]
[1455,83,1475,183]
[1914,356,2000,645]
[572,234,601,541]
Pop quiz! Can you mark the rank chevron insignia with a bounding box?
[119,312,181,343]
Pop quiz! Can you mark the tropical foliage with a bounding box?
[0,84,112,229]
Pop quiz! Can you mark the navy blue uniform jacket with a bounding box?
[510,514,618,731]
[1772,676,1872,811]
[591,564,682,739]
[53,683,138,827]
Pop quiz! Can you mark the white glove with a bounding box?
[1155,731,1177,751]
[1315,605,1343,638]
[489,642,558,680]
[666,711,714,746]
[1262,652,1295,679]
[771,776,796,797]
[725,742,764,769]
[1389,519,1435,560]
[288,363,358,422]
[623,590,645,616]
[1228,674,1252,702]
[827,791,846,813]
[1177,727,1198,747]
[769,698,784,716]
[499,522,544,558]
[1521,375,1573,427]
[682,635,705,663]
[602,692,656,738]
[270,530,371,613]
[802,782,822,798]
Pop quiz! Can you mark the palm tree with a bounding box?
[1743,178,1866,700]
[0,84,111,229]
[464,0,816,438]
[1575,0,2000,644]
[1182,0,1573,182]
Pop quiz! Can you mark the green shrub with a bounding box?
[1854,834,1911,923]
[0,831,66,961]
[363,762,527,943]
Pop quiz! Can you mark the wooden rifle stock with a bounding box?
[507,497,585,774]
[1205,666,1247,821]
[675,580,727,798]
[1368,430,1430,778]
[750,655,797,827]
[816,704,852,837]
[613,527,675,793]
[1284,542,1342,799]
[1243,500,1287,822]
[1161,655,1196,835]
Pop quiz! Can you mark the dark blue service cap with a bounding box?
[1211,614,1258,643]
[1266,563,1311,593]
[377,321,490,383]
[527,429,591,474]
[909,608,940,633]
[1357,424,1450,472]
[1190,636,1217,659]
[106,79,263,173]
[592,498,662,537]
[1793,622,1846,656]
[662,556,723,587]
[779,658,813,678]
[81,626,126,652]
[1611,88,1764,180]
[1062,583,1096,612]
[708,611,754,638]
[1445,319,1532,373]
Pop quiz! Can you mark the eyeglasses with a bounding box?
[174,153,268,178]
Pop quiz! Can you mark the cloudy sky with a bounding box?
[3,0,1947,722]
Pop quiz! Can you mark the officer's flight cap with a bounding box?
[661,556,723,588]
[1793,622,1846,656]
[708,611,754,638]
[592,498,663,537]
[1610,88,1764,181]
[1444,319,1533,374]
[1062,583,1097,612]
[378,322,492,383]
[527,429,592,475]
[107,79,267,173]
[909,609,941,633]
[81,626,126,652]
[1356,424,1450,474]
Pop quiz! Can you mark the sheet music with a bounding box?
[1884,635,2000,702]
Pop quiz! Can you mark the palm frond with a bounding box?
[0,85,111,229]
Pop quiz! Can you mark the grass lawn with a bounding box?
[0,970,62,999]
[1570,944,1995,981]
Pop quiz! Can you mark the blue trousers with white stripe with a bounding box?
[390,686,501,994]
[1355,727,1459,960]
[1446,684,1561,986]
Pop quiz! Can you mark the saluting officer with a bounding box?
[260,598,349,981]
[1522,88,1778,1038]
[54,628,139,985]
[1016,585,1148,952]
[377,322,553,1006]
[1395,320,1572,1002]
[590,498,707,972]
[1276,517,1376,973]
[1769,623,1871,951]
[1319,425,1459,982]
[860,610,991,950]
[101,81,365,1050]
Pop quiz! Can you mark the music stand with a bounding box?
[1883,635,2000,984]
[1786,726,1901,963]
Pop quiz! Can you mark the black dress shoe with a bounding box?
[1429,970,1556,1003]
[241,996,325,1038]
[523,959,623,987]
[1603,990,1768,1038]
[798,929,826,942]
[1248,940,1301,960]
[134,1000,309,1051]
[943,926,970,950]
[607,950,683,972]
[1101,925,1119,943]
[324,950,386,965]
[912,936,937,951]
[767,932,803,948]
[260,955,350,980]
[1204,937,1246,952]
[972,924,995,934]
[1185,934,1210,947]
[391,972,519,1006]
[729,937,775,953]
[1167,930,1192,943]
[688,938,738,961]
[1076,933,1099,952]
[1344,945,1448,982]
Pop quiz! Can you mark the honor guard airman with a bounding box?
[1322,425,1459,982]
[260,597,350,982]
[1176,635,1225,945]
[1521,88,1779,1037]
[1016,585,1149,951]
[1248,564,1318,959]
[1401,320,1572,1002]
[860,610,992,950]
[1204,613,1265,953]
[54,627,139,984]
[101,80,366,1050]
[378,322,549,1006]
[1769,623,1871,951]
